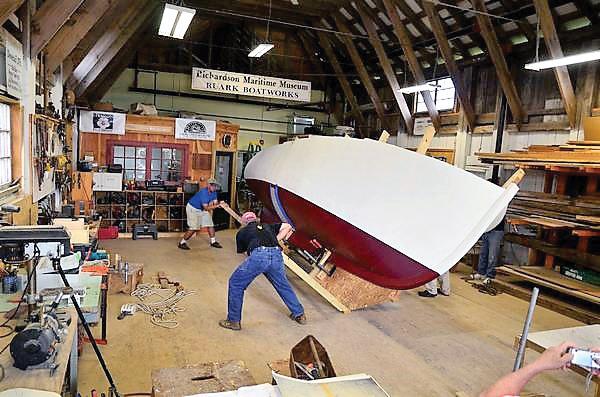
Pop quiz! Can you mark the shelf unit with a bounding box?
[95,190,191,233]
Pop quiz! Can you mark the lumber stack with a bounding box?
[508,191,600,231]
[477,141,600,167]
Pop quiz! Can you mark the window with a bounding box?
[110,142,186,182]
[0,103,11,186]
[415,77,456,113]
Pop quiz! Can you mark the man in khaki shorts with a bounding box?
[178,178,223,249]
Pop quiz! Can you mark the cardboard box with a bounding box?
[583,116,600,141]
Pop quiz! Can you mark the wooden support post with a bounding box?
[503,169,526,188]
[416,126,436,155]
[532,0,577,129]
[471,0,525,126]
[379,130,390,143]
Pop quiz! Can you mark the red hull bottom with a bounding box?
[247,179,439,290]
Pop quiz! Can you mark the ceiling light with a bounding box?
[290,0,299,4]
[248,43,274,58]
[158,4,196,39]
[398,83,440,94]
[524,50,600,71]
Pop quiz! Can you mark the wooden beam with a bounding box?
[471,0,525,125]
[315,30,367,136]
[297,32,327,89]
[382,0,440,133]
[331,14,393,133]
[532,0,578,129]
[421,1,476,131]
[31,0,85,57]
[0,0,24,27]
[67,0,159,97]
[355,2,413,134]
[44,0,114,76]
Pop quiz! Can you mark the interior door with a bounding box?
[213,151,233,231]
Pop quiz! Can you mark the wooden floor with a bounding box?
[78,231,588,396]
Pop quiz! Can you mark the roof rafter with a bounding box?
[31,0,85,57]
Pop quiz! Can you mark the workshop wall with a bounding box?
[101,69,335,150]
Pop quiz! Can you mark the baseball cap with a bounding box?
[207,178,220,186]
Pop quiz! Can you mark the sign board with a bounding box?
[79,110,126,135]
[93,172,123,192]
[413,117,433,136]
[192,67,311,102]
[2,28,22,99]
[175,118,216,141]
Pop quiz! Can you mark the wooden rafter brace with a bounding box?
[532,0,577,129]
[0,0,25,27]
[44,0,114,76]
[315,30,367,137]
[330,14,396,133]
[421,0,476,132]
[471,0,525,127]
[382,0,441,133]
[355,1,414,135]
[30,0,85,57]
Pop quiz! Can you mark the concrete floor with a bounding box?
[78,231,591,396]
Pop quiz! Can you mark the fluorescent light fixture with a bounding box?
[398,83,440,94]
[524,50,600,71]
[290,0,299,4]
[158,4,196,39]
[248,43,274,58]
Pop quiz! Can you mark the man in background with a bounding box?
[178,178,223,250]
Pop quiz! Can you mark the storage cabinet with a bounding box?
[95,190,191,233]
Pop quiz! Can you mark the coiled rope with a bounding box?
[131,284,195,329]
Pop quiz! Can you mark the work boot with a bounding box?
[437,288,450,297]
[469,273,484,280]
[418,290,437,298]
[290,313,307,325]
[211,241,223,249]
[219,319,241,331]
[178,242,190,250]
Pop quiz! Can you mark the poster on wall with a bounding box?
[175,118,216,141]
[79,110,126,135]
[413,117,432,136]
[2,28,23,99]
[192,68,312,102]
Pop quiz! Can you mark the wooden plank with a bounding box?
[0,0,24,27]
[498,266,600,304]
[471,0,525,125]
[315,31,367,137]
[44,0,113,75]
[421,1,476,131]
[532,0,577,129]
[492,278,600,324]
[355,2,413,134]
[416,126,436,155]
[10,104,22,183]
[31,0,85,57]
[330,15,394,133]
[505,233,600,273]
[282,253,350,314]
[67,0,159,96]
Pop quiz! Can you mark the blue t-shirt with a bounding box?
[188,187,217,210]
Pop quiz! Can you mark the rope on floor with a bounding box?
[131,284,195,329]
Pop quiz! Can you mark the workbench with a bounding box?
[518,324,600,397]
[0,307,78,395]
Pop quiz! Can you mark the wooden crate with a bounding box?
[108,263,144,294]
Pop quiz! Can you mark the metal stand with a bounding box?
[513,287,540,371]
[52,257,120,397]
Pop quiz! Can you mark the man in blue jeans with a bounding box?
[219,211,306,331]
[473,217,505,283]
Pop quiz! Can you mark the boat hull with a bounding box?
[244,136,518,290]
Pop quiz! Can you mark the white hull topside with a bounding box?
[245,136,518,275]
